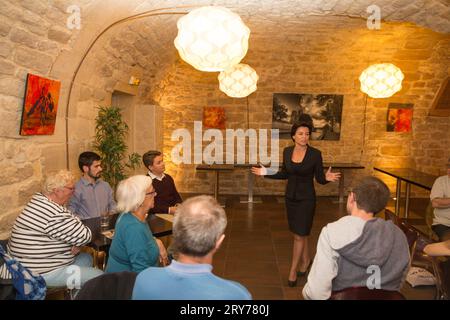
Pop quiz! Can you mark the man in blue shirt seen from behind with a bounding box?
[68,151,116,220]
[132,195,252,300]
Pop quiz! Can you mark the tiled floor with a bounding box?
[43,195,436,300]
[202,195,436,300]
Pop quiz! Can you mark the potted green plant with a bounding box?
[94,105,141,190]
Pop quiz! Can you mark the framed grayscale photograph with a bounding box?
[272,93,343,140]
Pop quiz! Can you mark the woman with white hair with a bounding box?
[105,175,168,273]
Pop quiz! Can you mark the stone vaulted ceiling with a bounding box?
[71,0,449,96]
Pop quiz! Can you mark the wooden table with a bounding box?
[196,162,364,204]
[196,164,263,205]
[234,164,262,203]
[82,213,173,252]
[374,167,437,218]
[324,163,365,203]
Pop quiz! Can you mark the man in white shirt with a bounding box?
[430,157,450,241]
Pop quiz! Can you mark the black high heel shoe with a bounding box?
[287,277,297,287]
[297,261,312,277]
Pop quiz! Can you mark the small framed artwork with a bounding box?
[386,103,413,132]
[19,73,61,135]
[203,106,226,129]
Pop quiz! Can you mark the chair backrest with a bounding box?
[399,220,419,255]
[398,220,420,273]
[431,257,450,300]
[415,232,434,254]
[330,287,406,300]
[75,271,137,300]
[425,202,438,240]
[397,220,437,273]
[425,202,434,227]
[385,209,401,226]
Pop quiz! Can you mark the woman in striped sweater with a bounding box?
[0,170,103,288]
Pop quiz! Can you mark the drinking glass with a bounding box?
[100,212,110,231]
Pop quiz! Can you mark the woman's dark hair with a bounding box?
[290,122,312,142]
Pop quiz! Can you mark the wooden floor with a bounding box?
[192,194,437,300]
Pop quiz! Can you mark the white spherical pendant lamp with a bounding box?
[218,63,258,98]
[359,63,404,98]
[174,6,250,72]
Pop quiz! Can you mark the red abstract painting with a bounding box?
[203,107,226,129]
[386,103,413,133]
[20,74,61,135]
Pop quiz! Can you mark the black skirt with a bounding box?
[285,198,316,236]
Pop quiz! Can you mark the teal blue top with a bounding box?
[105,212,159,273]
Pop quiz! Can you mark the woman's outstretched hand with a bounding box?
[325,167,341,182]
[251,164,267,176]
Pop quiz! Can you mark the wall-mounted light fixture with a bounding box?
[128,76,141,86]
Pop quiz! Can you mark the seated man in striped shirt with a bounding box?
[0,170,104,288]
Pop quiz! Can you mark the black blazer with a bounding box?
[266,145,328,200]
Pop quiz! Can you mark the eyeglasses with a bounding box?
[64,186,75,191]
[146,191,157,197]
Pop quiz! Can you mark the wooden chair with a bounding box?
[431,257,450,300]
[75,271,137,300]
[45,287,71,300]
[385,209,401,226]
[398,220,419,260]
[384,211,440,296]
[400,220,435,272]
[47,246,107,299]
[425,202,439,241]
[80,246,106,270]
[330,287,406,300]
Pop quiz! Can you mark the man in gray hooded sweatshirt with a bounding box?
[303,176,410,300]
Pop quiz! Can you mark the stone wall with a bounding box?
[0,0,449,239]
[0,1,164,238]
[0,0,86,238]
[65,22,158,172]
[150,17,450,198]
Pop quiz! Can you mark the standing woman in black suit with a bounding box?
[252,122,340,286]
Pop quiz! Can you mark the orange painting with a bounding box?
[386,103,413,132]
[20,74,61,135]
[203,107,226,129]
